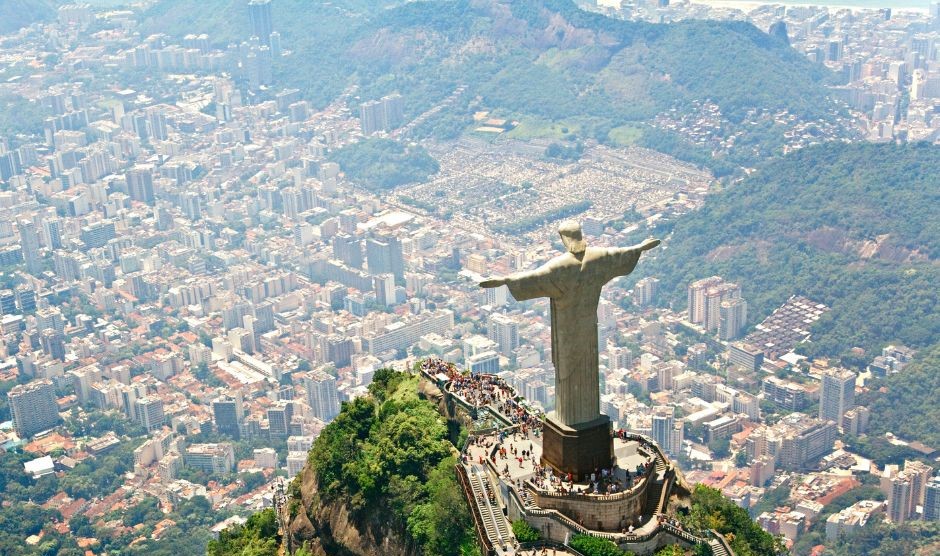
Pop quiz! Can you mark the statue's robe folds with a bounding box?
[503,246,645,427]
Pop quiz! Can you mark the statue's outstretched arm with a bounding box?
[479,277,508,289]
[603,238,660,280]
[479,261,562,300]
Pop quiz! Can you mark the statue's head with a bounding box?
[558,220,587,254]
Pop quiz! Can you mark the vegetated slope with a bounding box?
[0,94,48,138]
[283,370,476,556]
[0,0,56,34]
[865,344,940,448]
[328,138,439,192]
[683,485,787,555]
[142,0,838,170]
[823,520,940,556]
[633,142,940,361]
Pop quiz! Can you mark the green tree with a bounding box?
[569,534,630,556]
[708,437,731,459]
[207,508,279,556]
[511,519,541,542]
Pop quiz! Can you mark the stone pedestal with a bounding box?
[541,414,613,480]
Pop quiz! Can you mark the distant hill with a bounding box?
[0,0,56,34]
[633,142,940,361]
[142,0,840,171]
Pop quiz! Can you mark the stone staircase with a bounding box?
[469,466,514,550]
[709,538,730,556]
[643,456,669,517]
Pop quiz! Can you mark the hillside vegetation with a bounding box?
[0,0,56,34]
[284,370,476,555]
[142,0,839,170]
[634,142,940,360]
[865,344,940,448]
[683,485,786,556]
[329,138,440,191]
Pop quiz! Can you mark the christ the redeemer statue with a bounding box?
[481,221,660,428]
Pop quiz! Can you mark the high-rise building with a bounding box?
[248,0,274,45]
[136,396,165,432]
[41,217,62,250]
[719,297,747,340]
[213,395,243,439]
[18,220,43,276]
[668,421,684,458]
[304,369,339,423]
[704,283,741,332]
[80,220,116,249]
[381,94,404,130]
[366,234,404,282]
[332,234,363,268]
[687,277,741,332]
[652,406,675,456]
[361,309,454,355]
[687,276,722,324]
[925,476,940,521]
[842,406,870,436]
[8,379,59,437]
[633,277,659,306]
[181,191,202,220]
[15,284,36,313]
[770,414,838,470]
[484,284,509,306]
[0,289,16,314]
[267,401,293,438]
[487,313,519,357]
[287,451,306,477]
[762,376,807,411]
[0,245,21,267]
[324,335,354,368]
[184,443,235,474]
[269,30,282,56]
[148,109,168,141]
[359,100,384,134]
[222,301,253,331]
[360,94,405,133]
[373,273,396,307]
[607,345,633,370]
[40,329,66,361]
[467,351,500,375]
[906,460,935,517]
[819,367,856,425]
[729,342,763,374]
[126,164,155,205]
[253,301,276,335]
[888,473,914,524]
[244,42,274,90]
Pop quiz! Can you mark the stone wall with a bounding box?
[532,477,651,531]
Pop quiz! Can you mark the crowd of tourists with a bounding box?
[422,358,543,431]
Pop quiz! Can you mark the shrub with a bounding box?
[568,534,629,556]
[511,519,541,542]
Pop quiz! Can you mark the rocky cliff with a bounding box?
[285,463,419,556]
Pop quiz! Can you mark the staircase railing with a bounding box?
[455,464,494,556]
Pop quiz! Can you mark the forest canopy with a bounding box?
[328,138,440,191]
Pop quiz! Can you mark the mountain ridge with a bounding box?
[142,0,841,170]
[0,0,56,34]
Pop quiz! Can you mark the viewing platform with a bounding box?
[418,359,732,556]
